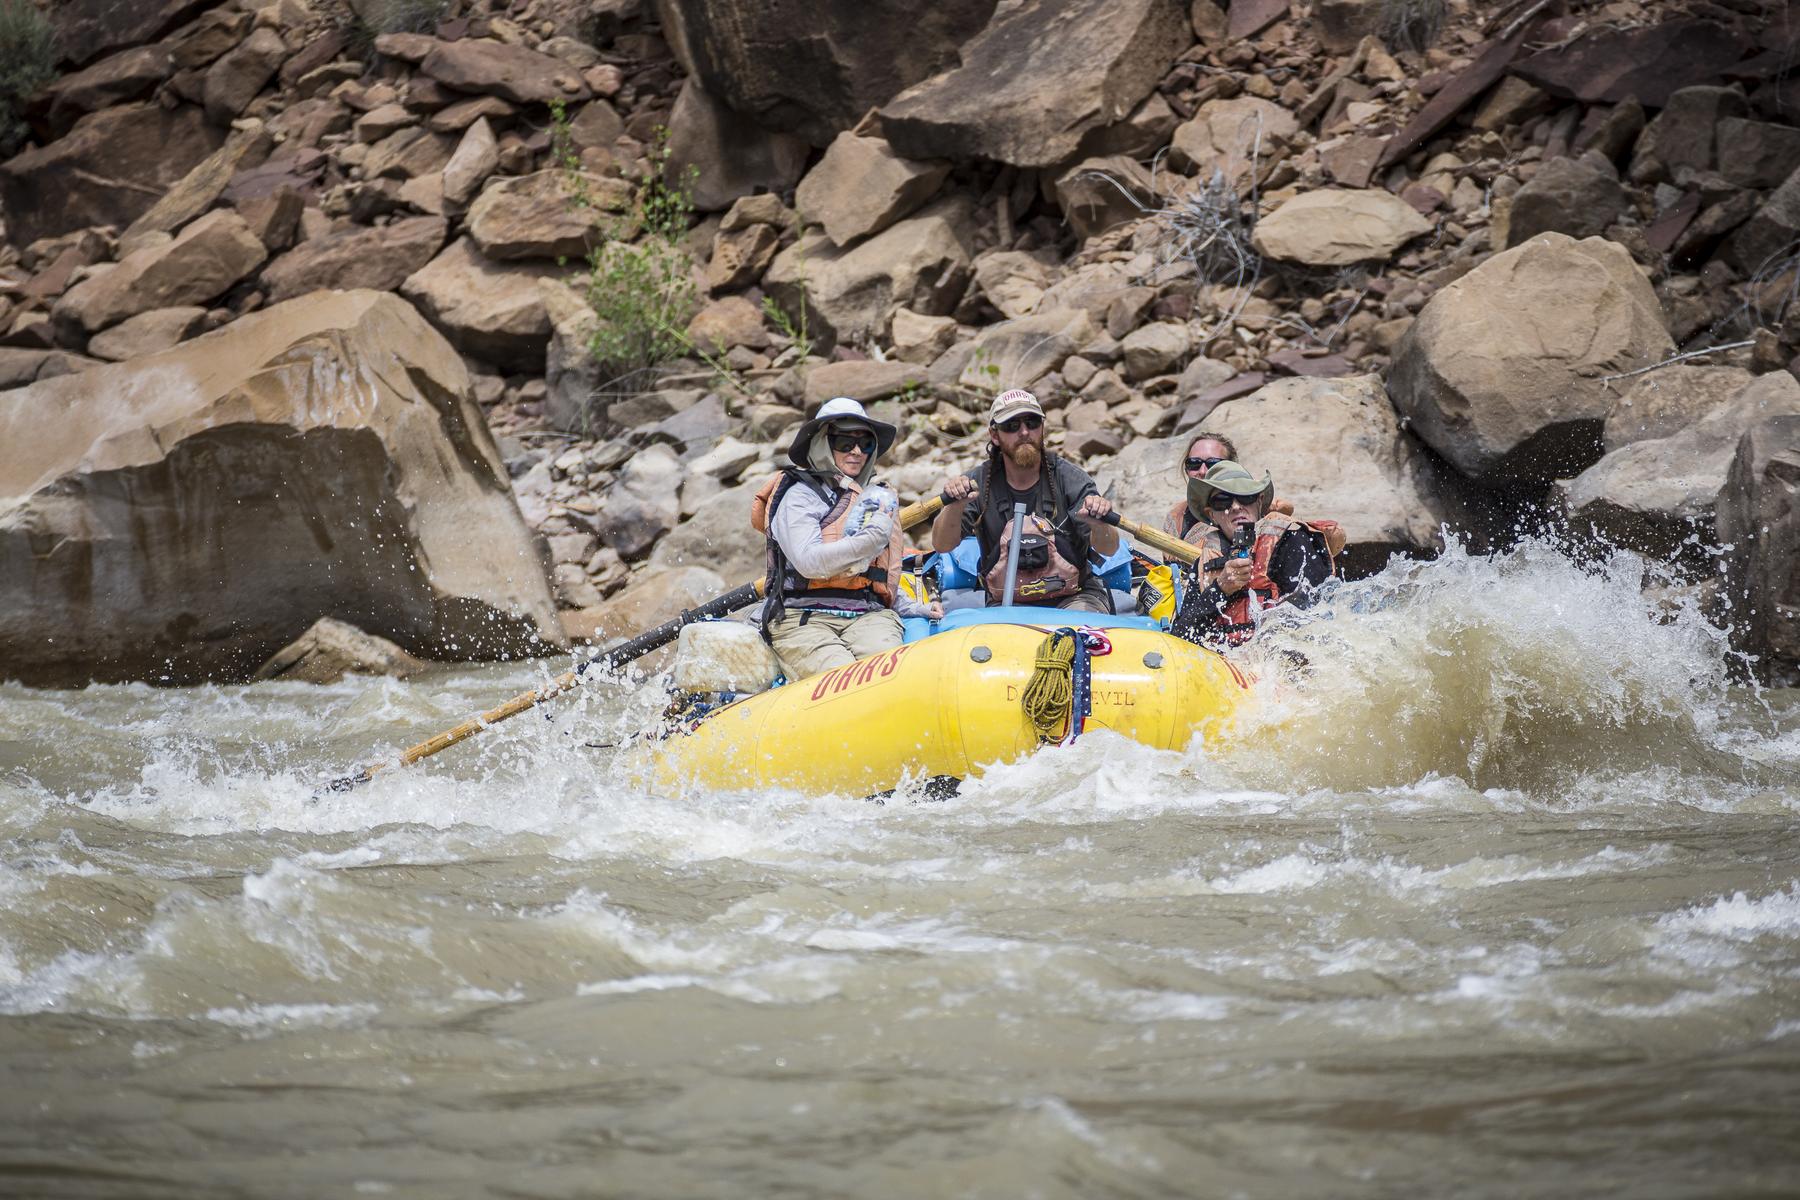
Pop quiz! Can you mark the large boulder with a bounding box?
[400,237,559,370]
[1388,233,1674,484]
[252,617,426,684]
[1567,373,1800,562]
[1168,96,1298,177]
[1717,415,1800,674]
[764,205,971,350]
[1502,152,1627,248]
[1096,374,1451,575]
[881,0,1192,169]
[39,44,173,137]
[0,290,563,687]
[203,26,284,123]
[1252,188,1431,266]
[50,0,211,67]
[657,0,997,146]
[123,120,272,241]
[1628,85,1746,185]
[1722,164,1800,273]
[52,210,266,337]
[1603,365,1753,451]
[466,170,634,261]
[794,133,949,247]
[647,477,764,583]
[957,308,1098,392]
[419,38,591,105]
[260,215,448,303]
[0,102,226,245]
[664,78,810,212]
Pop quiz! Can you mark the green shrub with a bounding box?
[0,0,55,157]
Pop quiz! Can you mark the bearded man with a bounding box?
[930,389,1119,612]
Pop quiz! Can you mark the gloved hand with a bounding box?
[845,486,899,537]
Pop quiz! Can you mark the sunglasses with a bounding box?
[828,432,877,454]
[1186,455,1226,474]
[1205,491,1257,512]
[995,413,1044,433]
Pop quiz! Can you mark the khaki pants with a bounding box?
[766,608,905,681]
[1055,580,1114,613]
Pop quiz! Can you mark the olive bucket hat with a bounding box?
[1189,459,1274,511]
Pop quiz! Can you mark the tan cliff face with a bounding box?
[1,0,1796,680]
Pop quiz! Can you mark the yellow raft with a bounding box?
[651,614,1250,796]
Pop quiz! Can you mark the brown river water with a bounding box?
[3,540,1798,1198]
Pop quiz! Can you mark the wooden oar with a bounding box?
[1100,510,1203,566]
[320,493,948,792]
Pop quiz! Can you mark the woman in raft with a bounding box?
[750,397,942,680]
[1167,452,1347,647]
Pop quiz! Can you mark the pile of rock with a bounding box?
[2,0,1797,681]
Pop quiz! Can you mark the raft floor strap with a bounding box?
[1070,629,1091,741]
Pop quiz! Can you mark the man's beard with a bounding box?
[1002,439,1043,470]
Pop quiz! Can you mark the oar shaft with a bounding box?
[1102,511,1202,566]
[324,491,951,791]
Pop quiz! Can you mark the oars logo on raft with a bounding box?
[809,646,911,701]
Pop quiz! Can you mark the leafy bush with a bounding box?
[0,0,55,156]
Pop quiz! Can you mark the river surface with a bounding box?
[3,542,1798,1198]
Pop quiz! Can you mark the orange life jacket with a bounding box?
[1190,508,1345,645]
[752,472,901,629]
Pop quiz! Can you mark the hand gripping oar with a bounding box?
[320,493,949,792]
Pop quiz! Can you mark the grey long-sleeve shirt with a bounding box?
[770,481,931,618]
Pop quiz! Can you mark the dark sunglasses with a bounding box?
[828,432,877,454]
[995,413,1044,433]
[1186,455,1226,474]
[1205,491,1256,512]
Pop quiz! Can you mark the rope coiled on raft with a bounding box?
[1021,630,1078,743]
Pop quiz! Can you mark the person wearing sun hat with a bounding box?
[1169,459,1345,647]
[749,397,942,680]
[929,388,1120,611]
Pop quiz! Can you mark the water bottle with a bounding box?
[845,486,898,537]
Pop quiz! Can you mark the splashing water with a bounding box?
[1,540,1797,1197]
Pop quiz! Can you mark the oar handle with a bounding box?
[1100,510,1202,566]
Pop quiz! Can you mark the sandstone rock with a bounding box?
[236,188,304,253]
[553,562,605,608]
[0,348,97,388]
[1252,188,1431,266]
[1100,374,1451,574]
[764,207,972,350]
[363,126,457,181]
[1717,117,1800,191]
[1723,165,1800,272]
[802,360,929,408]
[595,443,683,559]
[1471,77,1553,133]
[467,170,633,261]
[1603,365,1752,451]
[419,38,592,105]
[84,306,210,361]
[204,27,285,124]
[123,121,273,242]
[40,44,173,137]
[1628,85,1746,185]
[641,393,741,454]
[795,133,949,247]
[1717,414,1800,672]
[720,193,797,234]
[891,308,957,364]
[51,0,211,68]
[747,402,805,441]
[1037,261,1137,325]
[401,237,559,371]
[252,617,426,684]
[1503,152,1627,248]
[1575,99,1645,165]
[1080,91,1181,160]
[1056,155,1156,241]
[541,278,604,434]
[0,103,226,246]
[261,215,448,303]
[0,290,562,685]
[1169,96,1298,177]
[427,94,515,134]
[1389,233,1674,484]
[957,309,1098,393]
[647,478,763,583]
[53,211,266,337]
[1512,20,1750,110]
[705,223,779,292]
[442,117,500,206]
[1311,0,1381,54]
[972,249,1057,320]
[658,0,997,147]
[1569,373,1800,563]
[882,0,1191,169]
[686,295,769,353]
[1121,321,1189,382]
[688,436,761,482]
[354,102,415,144]
[565,565,729,645]
[665,78,811,212]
